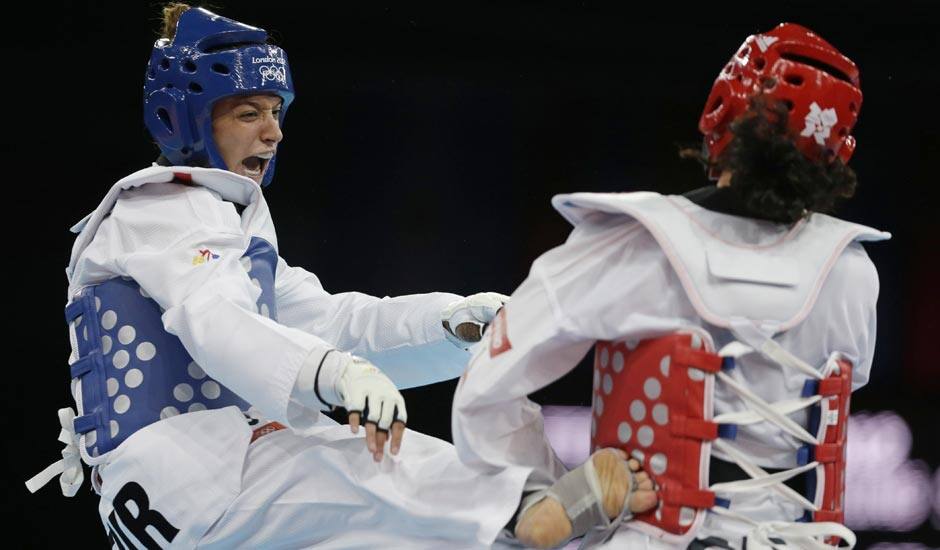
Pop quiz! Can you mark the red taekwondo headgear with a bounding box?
[698,23,862,179]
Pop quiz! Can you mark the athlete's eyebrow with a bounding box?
[237,98,284,111]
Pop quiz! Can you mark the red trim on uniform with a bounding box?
[250,421,286,443]
[173,172,193,182]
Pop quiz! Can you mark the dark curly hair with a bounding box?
[683,95,858,224]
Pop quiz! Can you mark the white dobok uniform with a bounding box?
[49,165,527,549]
[453,190,888,549]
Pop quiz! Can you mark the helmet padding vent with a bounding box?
[156,108,173,134]
[781,53,852,84]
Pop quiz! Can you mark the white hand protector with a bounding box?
[315,351,408,430]
[441,292,509,350]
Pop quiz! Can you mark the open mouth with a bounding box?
[241,152,274,180]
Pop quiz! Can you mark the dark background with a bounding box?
[6,1,937,547]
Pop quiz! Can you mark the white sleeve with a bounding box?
[274,258,470,389]
[452,268,593,488]
[801,241,881,390]
[91,184,335,432]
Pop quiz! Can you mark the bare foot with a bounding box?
[515,448,658,548]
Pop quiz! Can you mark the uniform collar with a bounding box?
[682,185,785,223]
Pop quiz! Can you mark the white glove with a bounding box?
[441,292,509,351]
[307,351,407,431]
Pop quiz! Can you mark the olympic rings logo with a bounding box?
[259,65,287,85]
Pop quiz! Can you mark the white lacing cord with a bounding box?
[714,396,822,426]
[709,506,857,550]
[708,340,854,549]
[25,408,85,497]
[715,371,819,445]
[711,438,818,512]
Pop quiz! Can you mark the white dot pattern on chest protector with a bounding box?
[188,361,207,380]
[113,395,131,414]
[593,369,600,391]
[136,342,156,361]
[101,310,117,330]
[125,369,144,389]
[617,422,632,444]
[650,452,667,475]
[594,395,604,417]
[118,325,136,345]
[599,348,609,369]
[652,403,669,425]
[201,381,221,399]
[630,399,646,422]
[612,351,624,373]
[174,383,194,402]
[637,425,655,447]
[591,417,597,438]
[603,374,614,395]
[590,334,720,537]
[73,263,259,455]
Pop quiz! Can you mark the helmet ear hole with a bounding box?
[211,63,230,75]
[188,82,204,94]
[156,108,174,134]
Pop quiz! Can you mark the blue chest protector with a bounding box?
[65,237,278,457]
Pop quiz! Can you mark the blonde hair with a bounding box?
[160,3,191,41]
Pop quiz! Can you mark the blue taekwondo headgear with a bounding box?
[143,7,295,187]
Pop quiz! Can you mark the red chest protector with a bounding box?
[590,330,853,546]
